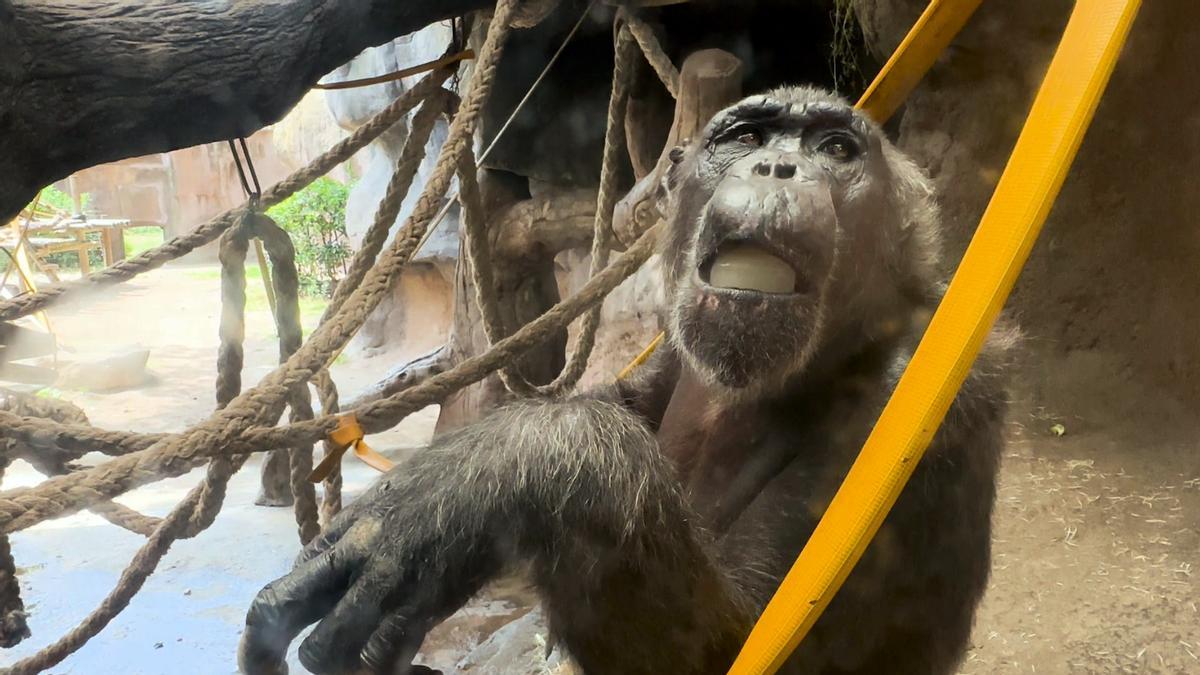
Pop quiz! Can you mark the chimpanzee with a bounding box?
[238,86,1012,675]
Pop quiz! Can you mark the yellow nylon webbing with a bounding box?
[726,1,1142,672]
[856,0,983,121]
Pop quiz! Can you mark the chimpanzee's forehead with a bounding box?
[710,91,866,135]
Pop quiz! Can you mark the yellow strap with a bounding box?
[614,0,982,380]
[308,412,394,483]
[616,331,664,380]
[855,0,983,121]
[726,1,1142,672]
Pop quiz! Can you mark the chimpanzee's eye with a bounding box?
[816,134,860,161]
[721,124,763,147]
[736,128,763,147]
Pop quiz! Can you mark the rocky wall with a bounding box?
[858,0,1200,434]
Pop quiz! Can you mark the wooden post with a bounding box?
[612,48,743,248]
[102,227,127,265]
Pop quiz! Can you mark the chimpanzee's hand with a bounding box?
[237,460,500,675]
[237,398,663,674]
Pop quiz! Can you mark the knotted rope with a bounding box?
[1,3,520,670]
[0,4,684,670]
[457,20,638,397]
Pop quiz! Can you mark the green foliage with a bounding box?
[829,0,869,95]
[267,177,353,298]
[38,186,90,214]
[123,226,165,257]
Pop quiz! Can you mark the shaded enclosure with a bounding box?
[1,0,1198,672]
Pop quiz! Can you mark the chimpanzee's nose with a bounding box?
[752,160,798,179]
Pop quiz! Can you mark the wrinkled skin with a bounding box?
[239,87,1012,675]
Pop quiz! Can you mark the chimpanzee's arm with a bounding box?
[238,345,750,675]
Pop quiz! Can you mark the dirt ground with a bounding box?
[2,261,1198,673]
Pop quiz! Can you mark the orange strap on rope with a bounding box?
[726,1,1142,672]
[309,413,394,482]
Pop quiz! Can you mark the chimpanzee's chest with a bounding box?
[655,366,881,532]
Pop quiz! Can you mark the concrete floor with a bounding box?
[2,263,442,673]
[5,455,390,674]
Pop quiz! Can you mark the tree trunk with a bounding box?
[0,0,494,222]
[433,238,567,434]
[432,185,597,433]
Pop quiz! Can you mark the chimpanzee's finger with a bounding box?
[297,473,402,564]
[296,555,400,674]
[358,605,433,674]
[295,511,354,564]
[239,522,374,674]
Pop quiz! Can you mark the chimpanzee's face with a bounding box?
[661,87,937,391]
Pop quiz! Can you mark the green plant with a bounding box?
[38,186,90,215]
[829,0,869,95]
[266,177,353,298]
[123,226,165,257]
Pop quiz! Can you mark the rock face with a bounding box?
[556,249,666,388]
[322,25,461,354]
[856,0,1200,430]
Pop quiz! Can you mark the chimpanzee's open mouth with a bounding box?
[697,239,808,296]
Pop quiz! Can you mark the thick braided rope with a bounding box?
[0,460,29,649]
[0,392,160,535]
[620,9,679,99]
[0,14,519,667]
[452,22,638,398]
[312,371,342,523]
[355,221,663,429]
[0,71,450,323]
[2,206,340,670]
[82,500,160,537]
[0,421,164,457]
[309,89,448,522]
[0,76,451,526]
[175,219,256,538]
[455,154,537,395]
[0,219,660,535]
[2,213,262,674]
[0,536,27,649]
[0,1,674,536]
[321,90,449,324]
[253,214,320,544]
[533,23,637,396]
[0,0,519,535]
[198,0,519,446]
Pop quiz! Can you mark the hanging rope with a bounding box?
[0,3,682,669]
[0,3,522,670]
[0,456,29,650]
[620,9,679,98]
[306,88,453,521]
[457,18,637,397]
[253,214,321,544]
[0,0,669,536]
[0,219,661,537]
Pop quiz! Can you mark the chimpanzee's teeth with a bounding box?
[708,243,796,294]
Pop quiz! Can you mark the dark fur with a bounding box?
[240,87,1012,675]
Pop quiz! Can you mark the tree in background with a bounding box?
[267,177,352,298]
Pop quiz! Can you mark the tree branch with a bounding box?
[0,0,494,221]
[342,345,450,410]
